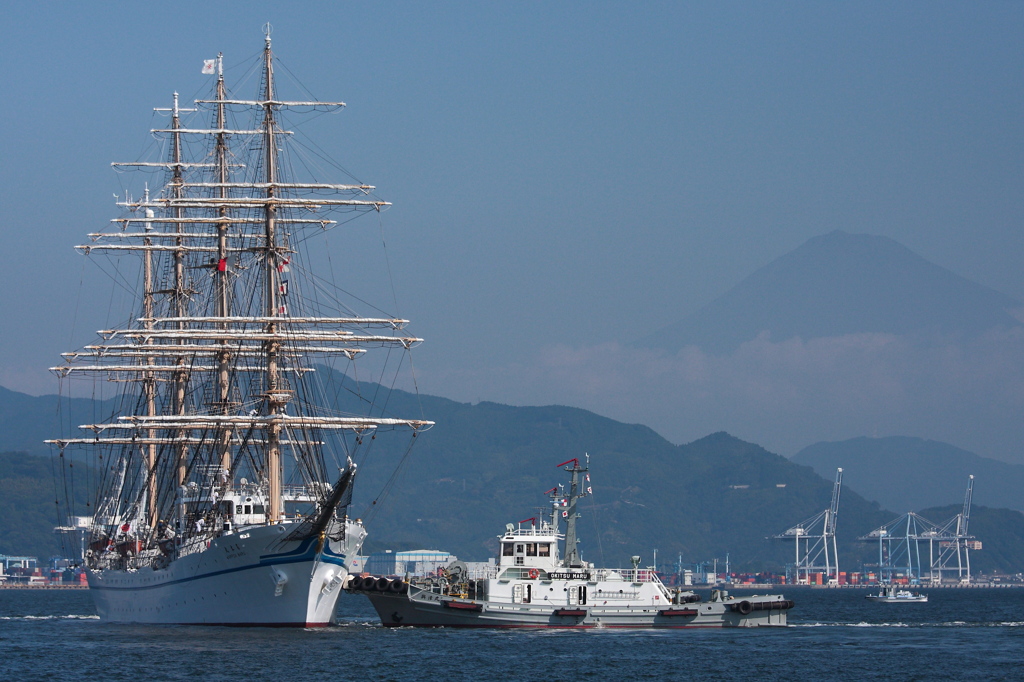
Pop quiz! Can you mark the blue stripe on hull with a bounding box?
[89,537,348,592]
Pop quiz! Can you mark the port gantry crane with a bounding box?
[772,468,843,585]
[935,474,975,584]
[859,475,975,584]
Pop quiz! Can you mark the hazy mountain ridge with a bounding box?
[317,376,891,566]
[0,451,93,561]
[0,379,885,568]
[0,385,120,457]
[5,379,1024,572]
[643,230,1022,353]
[793,436,1024,513]
[918,505,1024,575]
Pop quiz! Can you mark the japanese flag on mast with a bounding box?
[202,59,216,75]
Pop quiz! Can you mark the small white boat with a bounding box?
[865,585,928,603]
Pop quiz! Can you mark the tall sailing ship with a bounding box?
[48,29,431,626]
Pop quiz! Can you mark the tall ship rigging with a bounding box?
[48,28,432,626]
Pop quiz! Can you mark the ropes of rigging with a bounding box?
[361,432,420,525]
[54,45,432,554]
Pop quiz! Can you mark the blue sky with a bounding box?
[3,2,1024,457]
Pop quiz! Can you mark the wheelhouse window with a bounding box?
[526,543,537,557]
[502,543,514,557]
[538,543,551,557]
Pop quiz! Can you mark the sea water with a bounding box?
[1,587,1022,680]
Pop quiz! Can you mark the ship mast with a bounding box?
[260,29,284,522]
[49,34,434,558]
[170,92,189,489]
[214,54,233,481]
[143,183,156,527]
[558,457,589,567]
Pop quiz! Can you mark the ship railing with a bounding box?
[193,464,228,487]
[466,565,500,580]
[281,484,323,503]
[590,568,662,584]
[175,538,209,559]
[591,588,641,600]
[507,528,563,539]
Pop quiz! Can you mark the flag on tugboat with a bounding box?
[202,59,216,74]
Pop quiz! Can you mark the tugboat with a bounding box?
[347,458,794,628]
[865,584,929,603]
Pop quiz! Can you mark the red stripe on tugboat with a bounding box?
[554,608,587,617]
[443,600,483,612]
[659,608,699,617]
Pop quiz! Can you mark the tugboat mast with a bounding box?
[558,457,589,568]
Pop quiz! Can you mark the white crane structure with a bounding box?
[772,468,843,585]
[859,476,976,584]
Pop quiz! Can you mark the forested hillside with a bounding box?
[5,376,1024,573]
[0,452,91,561]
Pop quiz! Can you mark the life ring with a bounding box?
[528,568,539,579]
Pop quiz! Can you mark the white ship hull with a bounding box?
[360,586,790,628]
[88,523,359,626]
[864,586,928,603]
[865,594,928,603]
